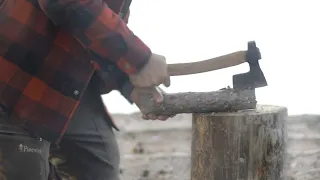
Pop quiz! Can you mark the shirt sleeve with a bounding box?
[97,62,134,104]
[123,9,130,24]
[38,0,151,75]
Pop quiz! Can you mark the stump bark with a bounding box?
[191,105,288,180]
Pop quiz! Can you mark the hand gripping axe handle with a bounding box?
[121,41,266,100]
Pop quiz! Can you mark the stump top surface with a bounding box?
[195,104,287,117]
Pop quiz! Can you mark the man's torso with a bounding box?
[0,0,131,143]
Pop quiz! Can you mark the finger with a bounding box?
[158,115,169,121]
[147,114,157,120]
[151,77,163,87]
[163,76,171,87]
[151,87,163,103]
[142,114,149,120]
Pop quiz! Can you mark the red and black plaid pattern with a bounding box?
[0,0,150,144]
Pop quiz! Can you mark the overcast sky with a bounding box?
[103,0,320,115]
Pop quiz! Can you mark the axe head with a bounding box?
[232,41,267,89]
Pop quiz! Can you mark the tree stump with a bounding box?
[191,105,287,180]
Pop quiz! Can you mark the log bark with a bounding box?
[191,105,288,180]
[139,88,256,116]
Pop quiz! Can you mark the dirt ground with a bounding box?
[112,113,320,180]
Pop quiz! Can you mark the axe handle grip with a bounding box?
[168,51,246,76]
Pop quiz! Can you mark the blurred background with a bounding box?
[101,1,320,179]
[103,0,320,115]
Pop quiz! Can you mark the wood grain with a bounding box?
[191,105,288,180]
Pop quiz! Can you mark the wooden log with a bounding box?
[138,88,256,116]
[191,105,288,180]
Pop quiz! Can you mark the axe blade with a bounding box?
[232,41,267,89]
[233,63,267,89]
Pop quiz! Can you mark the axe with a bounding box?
[167,41,266,89]
[127,41,267,115]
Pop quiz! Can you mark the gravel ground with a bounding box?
[112,113,320,180]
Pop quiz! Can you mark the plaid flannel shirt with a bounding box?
[0,0,150,144]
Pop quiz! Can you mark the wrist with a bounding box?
[120,81,134,104]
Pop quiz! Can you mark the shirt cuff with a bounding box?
[117,37,152,75]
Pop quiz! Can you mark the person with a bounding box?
[0,0,175,179]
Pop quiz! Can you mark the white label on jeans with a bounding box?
[18,144,42,154]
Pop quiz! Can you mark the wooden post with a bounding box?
[191,105,287,180]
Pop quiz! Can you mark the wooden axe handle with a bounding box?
[168,51,246,76]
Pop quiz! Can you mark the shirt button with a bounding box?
[74,90,79,96]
